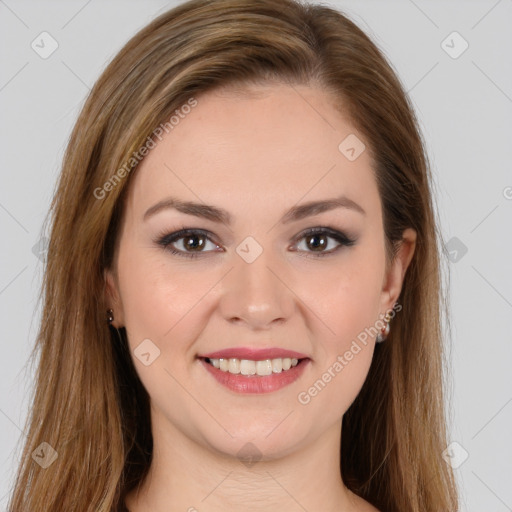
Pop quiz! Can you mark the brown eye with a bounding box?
[292,227,356,257]
[305,233,329,252]
[156,229,221,258]
[182,233,207,252]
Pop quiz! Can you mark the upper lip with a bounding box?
[199,347,309,360]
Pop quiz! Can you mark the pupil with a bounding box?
[185,235,204,251]
[308,234,326,251]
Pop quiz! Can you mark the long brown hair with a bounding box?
[8,0,458,510]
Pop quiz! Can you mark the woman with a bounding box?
[8,0,459,510]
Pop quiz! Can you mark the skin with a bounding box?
[105,82,416,512]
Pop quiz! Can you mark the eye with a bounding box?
[155,228,221,259]
[155,226,356,259]
[291,227,356,257]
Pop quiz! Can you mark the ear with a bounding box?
[379,228,417,313]
[104,268,124,328]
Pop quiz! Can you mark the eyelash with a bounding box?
[155,226,356,259]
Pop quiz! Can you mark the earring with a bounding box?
[106,309,125,346]
[376,311,392,343]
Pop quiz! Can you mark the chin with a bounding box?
[196,416,311,462]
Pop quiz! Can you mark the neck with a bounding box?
[125,409,360,512]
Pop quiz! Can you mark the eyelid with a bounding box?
[155,227,222,257]
[291,226,356,245]
[154,225,357,258]
[289,226,357,257]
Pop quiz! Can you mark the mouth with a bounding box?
[201,356,308,376]
[197,355,311,394]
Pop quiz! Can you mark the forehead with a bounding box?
[125,83,380,222]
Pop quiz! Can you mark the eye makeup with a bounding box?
[153,225,357,259]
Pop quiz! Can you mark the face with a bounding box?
[105,82,415,460]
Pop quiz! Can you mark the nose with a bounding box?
[218,247,296,331]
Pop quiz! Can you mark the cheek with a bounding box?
[297,279,379,419]
[293,250,383,412]
[115,245,219,420]
[116,241,217,351]
[301,345,373,422]
[298,249,384,351]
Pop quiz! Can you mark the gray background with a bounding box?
[1,0,511,510]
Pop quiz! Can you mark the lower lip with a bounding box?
[199,358,310,394]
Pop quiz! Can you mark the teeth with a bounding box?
[228,358,239,374]
[272,358,282,373]
[207,357,300,376]
[256,360,272,376]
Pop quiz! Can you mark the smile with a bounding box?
[199,357,310,394]
[207,357,300,376]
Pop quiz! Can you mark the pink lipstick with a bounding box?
[197,347,310,394]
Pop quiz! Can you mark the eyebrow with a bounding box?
[143,194,366,224]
